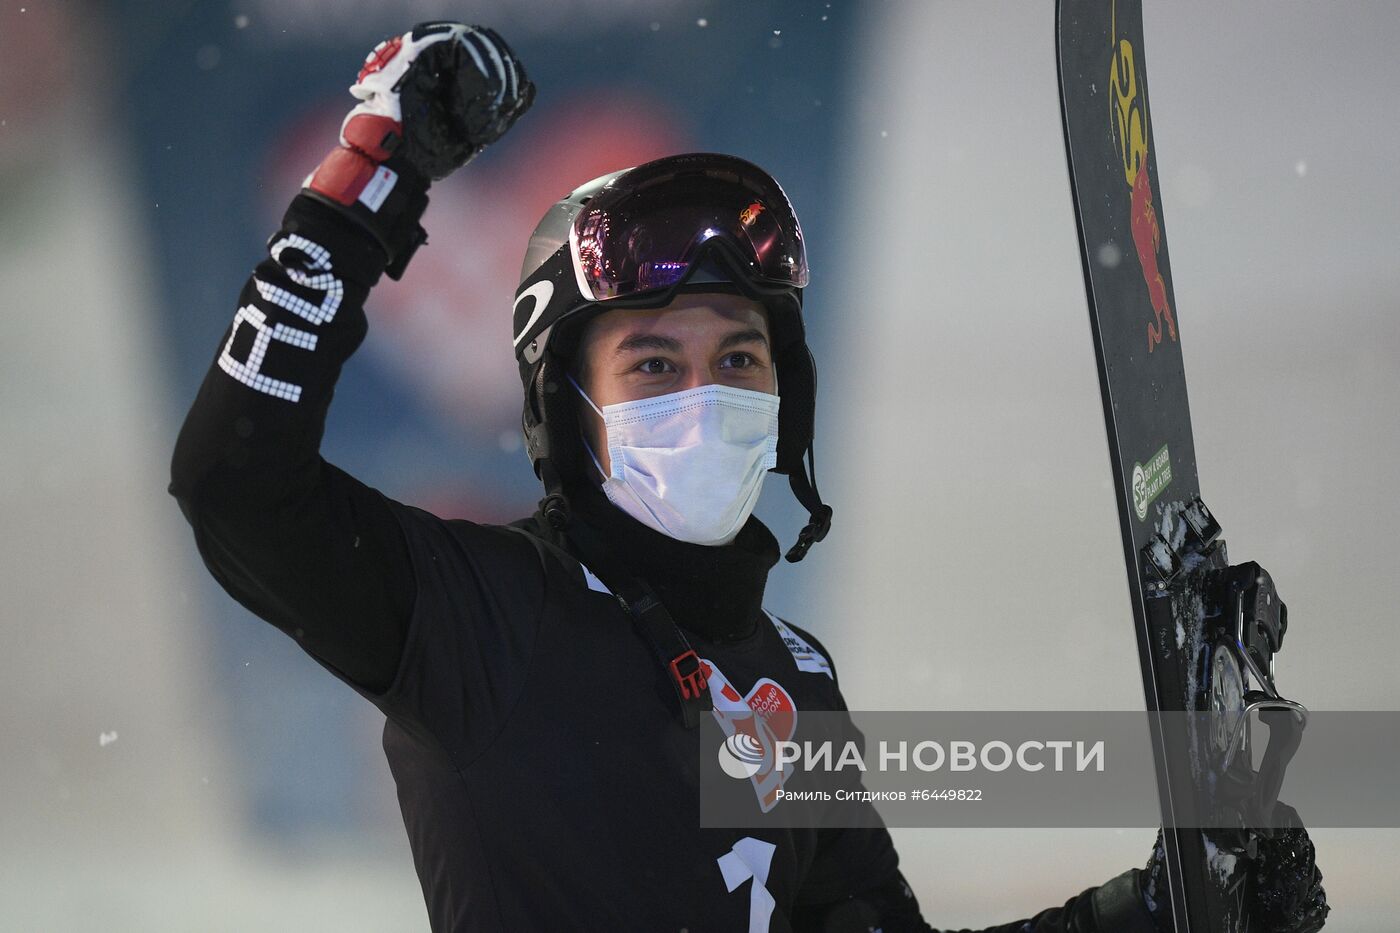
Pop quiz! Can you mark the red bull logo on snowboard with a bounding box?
[1110,18,1178,354]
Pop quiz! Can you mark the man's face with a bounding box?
[573,292,775,477]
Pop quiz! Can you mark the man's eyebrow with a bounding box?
[717,328,769,352]
[614,333,683,355]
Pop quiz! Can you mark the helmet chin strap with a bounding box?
[784,445,833,563]
[527,358,573,531]
[539,459,571,531]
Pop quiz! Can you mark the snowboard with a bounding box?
[1056,2,1309,930]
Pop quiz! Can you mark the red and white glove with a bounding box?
[302,22,535,278]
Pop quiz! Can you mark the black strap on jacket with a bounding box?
[563,518,712,729]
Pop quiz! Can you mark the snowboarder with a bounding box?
[169,21,1325,931]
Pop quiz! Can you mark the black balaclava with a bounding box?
[561,476,780,642]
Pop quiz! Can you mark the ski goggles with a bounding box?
[568,153,809,301]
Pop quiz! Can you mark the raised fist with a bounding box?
[345,22,535,181]
[303,23,534,277]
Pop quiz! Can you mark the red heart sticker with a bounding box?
[703,660,797,812]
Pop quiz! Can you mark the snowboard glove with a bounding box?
[303,22,535,278]
[1138,807,1329,933]
[1250,802,1329,933]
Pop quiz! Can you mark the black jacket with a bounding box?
[168,195,1154,932]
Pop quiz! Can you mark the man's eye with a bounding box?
[721,352,755,369]
[637,358,673,375]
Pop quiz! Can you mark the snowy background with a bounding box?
[2,0,1396,929]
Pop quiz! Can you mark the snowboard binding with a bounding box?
[1205,560,1308,831]
[1140,495,1309,830]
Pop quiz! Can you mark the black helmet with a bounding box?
[512,152,831,561]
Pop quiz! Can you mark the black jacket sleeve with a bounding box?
[168,195,413,695]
